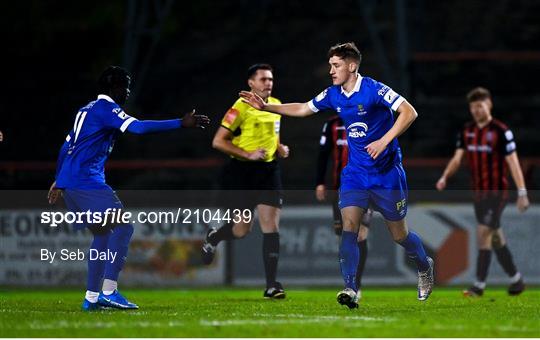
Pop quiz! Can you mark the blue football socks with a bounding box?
[398,231,430,272]
[87,232,111,292]
[104,224,134,281]
[339,231,360,291]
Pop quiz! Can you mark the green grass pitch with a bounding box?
[1,287,539,337]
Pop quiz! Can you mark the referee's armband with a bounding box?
[221,108,241,130]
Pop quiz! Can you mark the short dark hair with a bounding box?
[247,63,273,79]
[98,66,131,94]
[467,87,491,103]
[328,42,362,64]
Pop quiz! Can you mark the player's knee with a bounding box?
[477,225,492,243]
[388,225,408,243]
[342,218,357,232]
[393,234,406,243]
[491,231,504,249]
[232,222,252,238]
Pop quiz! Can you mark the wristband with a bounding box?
[518,188,527,197]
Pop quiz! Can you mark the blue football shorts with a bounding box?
[338,163,408,221]
[62,184,124,230]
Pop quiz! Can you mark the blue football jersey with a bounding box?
[56,95,138,189]
[308,76,405,173]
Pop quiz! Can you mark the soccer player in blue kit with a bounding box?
[47,66,210,311]
[240,43,434,308]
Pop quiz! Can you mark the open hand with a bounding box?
[239,91,266,110]
[365,138,388,159]
[436,177,447,191]
[47,181,62,204]
[315,184,326,201]
[517,195,529,213]
[182,109,210,129]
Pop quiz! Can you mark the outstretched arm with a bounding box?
[239,91,314,117]
[365,100,418,159]
[126,110,210,134]
[127,119,181,134]
[436,149,465,191]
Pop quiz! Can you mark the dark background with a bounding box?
[1,0,539,192]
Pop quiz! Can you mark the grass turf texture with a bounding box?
[0,287,538,337]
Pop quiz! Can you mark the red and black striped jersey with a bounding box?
[456,118,516,194]
[316,115,348,189]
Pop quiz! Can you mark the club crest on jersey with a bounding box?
[357,104,367,115]
[347,122,368,138]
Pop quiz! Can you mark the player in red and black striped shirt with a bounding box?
[437,87,529,297]
[315,115,373,293]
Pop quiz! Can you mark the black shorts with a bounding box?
[220,159,283,210]
[332,198,373,227]
[474,194,507,229]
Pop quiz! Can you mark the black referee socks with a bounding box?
[209,222,235,246]
[263,232,280,287]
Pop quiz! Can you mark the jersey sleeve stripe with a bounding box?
[65,134,71,142]
[390,96,406,111]
[120,117,137,132]
[307,100,319,113]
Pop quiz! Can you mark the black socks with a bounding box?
[263,232,280,287]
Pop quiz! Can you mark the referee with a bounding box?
[201,64,289,299]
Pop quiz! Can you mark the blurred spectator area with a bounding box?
[1,0,539,190]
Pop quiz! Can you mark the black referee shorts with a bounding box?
[473,194,508,229]
[220,159,283,210]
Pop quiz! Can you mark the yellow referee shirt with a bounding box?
[221,96,282,162]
